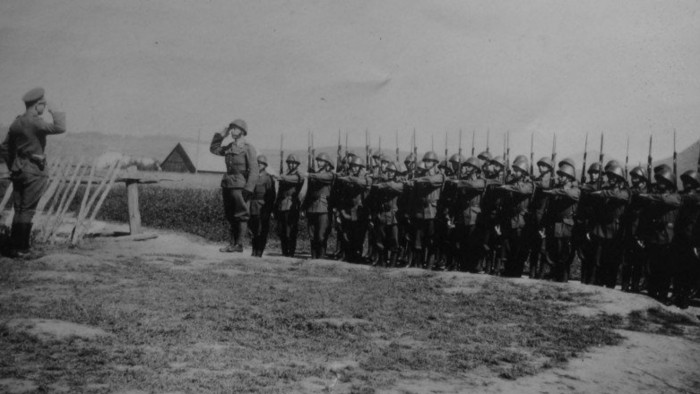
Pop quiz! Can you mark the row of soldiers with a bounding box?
[243,146,700,309]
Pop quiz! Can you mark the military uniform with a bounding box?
[336,165,371,263]
[589,183,629,288]
[576,177,603,284]
[497,166,534,278]
[672,171,700,308]
[526,160,553,278]
[544,182,580,282]
[249,158,276,257]
[620,169,650,292]
[410,157,445,269]
[210,119,259,252]
[372,176,404,267]
[639,177,681,303]
[303,155,336,259]
[0,88,65,256]
[275,158,304,257]
[448,168,486,272]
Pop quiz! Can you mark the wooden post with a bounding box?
[126,180,141,235]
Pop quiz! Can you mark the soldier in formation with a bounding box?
[272,134,699,310]
[248,155,276,257]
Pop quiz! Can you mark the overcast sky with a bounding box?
[1,0,699,164]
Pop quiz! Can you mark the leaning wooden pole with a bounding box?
[71,160,119,244]
[40,158,84,241]
[45,162,90,243]
[74,160,122,244]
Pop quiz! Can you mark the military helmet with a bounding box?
[537,157,554,171]
[346,151,357,159]
[349,155,365,168]
[654,166,675,188]
[477,151,492,162]
[557,158,577,180]
[604,160,621,172]
[449,153,464,165]
[512,155,529,174]
[605,162,626,182]
[438,160,449,170]
[257,155,268,166]
[385,161,398,173]
[371,150,382,159]
[416,161,427,171]
[316,152,334,169]
[395,162,407,175]
[588,162,602,174]
[422,151,439,163]
[490,156,505,170]
[654,164,672,174]
[465,157,481,171]
[404,153,416,164]
[629,166,648,182]
[680,170,700,189]
[380,153,391,164]
[286,154,300,164]
[229,119,248,135]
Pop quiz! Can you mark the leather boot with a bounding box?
[220,228,240,253]
[389,250,399,268]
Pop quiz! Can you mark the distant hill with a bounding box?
[654,139,700,175]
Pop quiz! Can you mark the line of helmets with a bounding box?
[255,149,700,188]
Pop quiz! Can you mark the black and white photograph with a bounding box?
[1,1,699,393]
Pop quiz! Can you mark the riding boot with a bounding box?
[389,249,399,268]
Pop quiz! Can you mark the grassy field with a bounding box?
[0,246,629,393]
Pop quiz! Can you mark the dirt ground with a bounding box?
[1,222,699,393]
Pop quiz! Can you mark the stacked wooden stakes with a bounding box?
[0,158,122,246]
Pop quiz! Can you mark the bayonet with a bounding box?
[581,133,588,184]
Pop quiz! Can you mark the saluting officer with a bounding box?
[0,88,66,258]
[249,155,276,257]
[210,119,259,253]
[275,154,304,257]
[303,152,336,259]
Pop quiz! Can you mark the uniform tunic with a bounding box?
[544,184,580,282]
[210,134,259,223]
[1,111,66,224]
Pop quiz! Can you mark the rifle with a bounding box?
[444,130,448,163]
[471,129,475,157]
[365,128,370,173]
[458,129,463,178]
[431,135,435,152]
[647,135,653,188]
[624,135,630,182]
[529,132,534,176]
[280,134,284,175]
[597,133,604,189]
[581,133,588,184]
[550,134,557,188]
[486,128,490,154]
[395,130,400,163]
[502,133,507,183]
[306,130,311,173]
[412,128,418,177]
[378,136,383,175]
[310,131,316,173]
[505,131,510,182]
[336,129,342,172]
[673,129,678,189]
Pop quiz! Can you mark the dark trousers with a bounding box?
[307,212,331,259]
[9,173,47,251]
[592,236,623,288]
[621,242,647,292]
[453,224,480,272]
[546,237,575,282]
[576,229,596,284]
[503,227,529,277]
[375,222,399,266]
[343,219,367,263]
[672,242,698,308]
[647,243,674,303]
[249,210,271,256]
[277,210,299,257]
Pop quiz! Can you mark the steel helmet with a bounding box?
[654,164,672,174]
[449,153,464,165]
[537,157,554,172]
[629,166,648,182]
[512,155,529,174]
[416,161,427,171]
[395,162,407,175]
[464,157,482,171]
[371,150,382,159]
[349,155,365,168]
[257,155,268,166]
[605,163,626,182]
[380,153,391,164]
[422,151,439,163]
[438,160,449,170]
[588,162,602,174]
[654,166,675,188]
[477,151,492,162]
[286,154,300,164]
[490,156,505,170]
[315,152,334,169]
[680,170,700,189]
[385,161,398,173]
[228,119,248,135]
[346,151,357,158]
[604,160,621,172]
[557,158,577,180]
[404,153,416,164]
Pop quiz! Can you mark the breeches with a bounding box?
[12,173,48,225]
[307,213,331,245]
[222,188,250,223]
